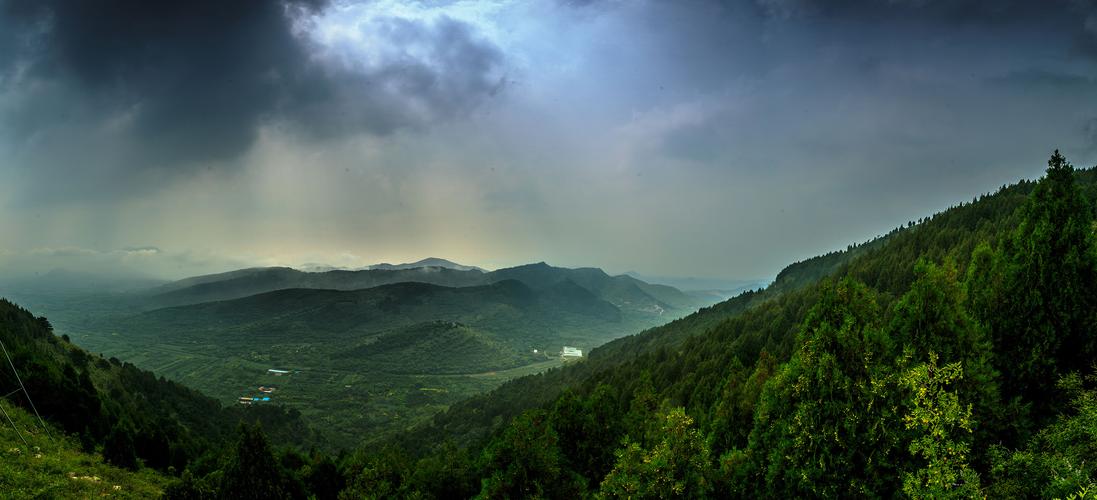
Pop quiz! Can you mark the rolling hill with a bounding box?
[330,321,529,375]
[144,266,487,308]
[78,276,682,447]
[367,257,487,272]
[119,279,623,351]
[7,260,708,449]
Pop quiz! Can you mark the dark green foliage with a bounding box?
[476,409,585,498]
[0,296,309,485]
[405,441,478,499]
[163,469,217,500]
[892,260,1000,451]
[104,420,139,470]
[985,151,1097,414]
[9,152,1097,498]
[339,445,416,499]
[708,351,775,454]
[550,384,623,481]
[350,153,1097,498]
[987,373,1097,498]
[744,278,902,497]
[900,354,981,498]
[600,408,713,499]
[301,452,345,500]
[218,423,290,500]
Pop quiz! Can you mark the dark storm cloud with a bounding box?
[0,0,321,166]
[754,0,1047,21]
[0,0,505,174]
[283,15,506,139]
[4,0,1097,281]
[751,0,1097,54]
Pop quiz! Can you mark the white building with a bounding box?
[561,346,583,358]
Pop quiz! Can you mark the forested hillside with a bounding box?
[388,162,1047,453]
[308,151,1097,498]
[0,298,308,474]
[7,152,1095,498]
[0,399,168,498]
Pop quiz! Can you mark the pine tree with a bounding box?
[103,420,138,470]
[991,151,1097,414]
[600,408,713,499]
[891,260,1000,448]
[477,409,583,498]
[218,423,289,500]
[745,278,902,497]
[901,354,982,499]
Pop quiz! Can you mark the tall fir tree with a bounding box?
[891,259,1000,451]
[745,278,903,497]
[989,151,1097,416]
[218,423,289,500]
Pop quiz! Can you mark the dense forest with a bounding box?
[2,151,1096,498]
[332,151,1097,498]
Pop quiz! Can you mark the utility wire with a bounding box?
[0,339,51,440]
[0,399,30,449]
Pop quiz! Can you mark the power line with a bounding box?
[0,400,29,449]
[0,339,52,440]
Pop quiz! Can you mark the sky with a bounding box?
[1,0,1097,281]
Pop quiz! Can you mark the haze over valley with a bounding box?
[0,259,718,447]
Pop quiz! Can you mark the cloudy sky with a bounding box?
[1,0,1096,281]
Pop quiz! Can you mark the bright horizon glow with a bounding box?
[1,1,1096,282]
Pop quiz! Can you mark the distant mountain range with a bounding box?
[623,271,768,294]
[118,279,624,354]
[144,261,703,315]
[293,257,485,273]
[92,267,694,445]
[366,257,487,272]
[144,266,483,308]
[6,258,720,446]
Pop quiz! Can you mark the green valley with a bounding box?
[34,268,708,448]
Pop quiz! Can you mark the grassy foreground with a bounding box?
[0,400,168,499]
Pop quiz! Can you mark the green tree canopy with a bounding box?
[990,151,1097,409]
[218,423,289,500]
[745,277,902,497]
[600,408,712,499]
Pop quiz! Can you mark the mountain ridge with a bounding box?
[144,261,705,316]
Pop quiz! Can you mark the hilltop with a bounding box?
[367,257,487,272]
